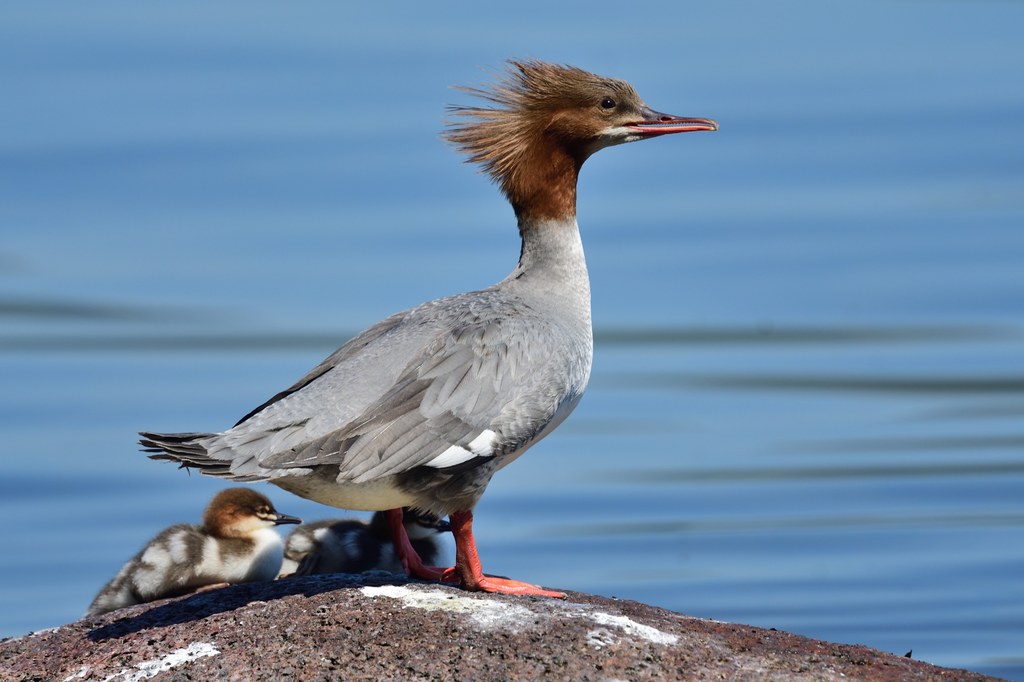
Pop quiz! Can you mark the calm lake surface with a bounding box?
[2,2,1022,678]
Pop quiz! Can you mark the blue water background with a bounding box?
[1,2,1022,678]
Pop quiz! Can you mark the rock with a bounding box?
[0,573,998,681]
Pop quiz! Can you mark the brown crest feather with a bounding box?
[444,60,641,222]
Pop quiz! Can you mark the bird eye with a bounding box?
[600,96,616,110]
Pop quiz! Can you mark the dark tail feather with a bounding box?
[139,431,210,456]
[140,431,258,480]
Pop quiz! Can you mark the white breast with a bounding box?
[197,528,284,583]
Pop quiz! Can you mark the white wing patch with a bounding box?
[423,429,496,469]
[167,530,190,564]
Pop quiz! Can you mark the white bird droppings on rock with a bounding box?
[361,584,539,630]
[101,641,220,682]
[585,627,618,650]
[585,611,678,646]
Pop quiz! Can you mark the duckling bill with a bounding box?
[87,488,299,616]
[140,60,716,598]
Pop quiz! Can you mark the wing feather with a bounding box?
[257,317,536,481]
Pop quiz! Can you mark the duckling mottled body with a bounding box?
[281,509,448,577]
[87,488,300,616]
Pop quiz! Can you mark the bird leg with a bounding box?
[442,510,566,598]
[387,508,564,597]
[192,582,230,593]
[386,508,449,581]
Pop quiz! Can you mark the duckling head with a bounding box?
[203,487,301,539]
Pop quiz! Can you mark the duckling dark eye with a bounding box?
[600,96,616,110]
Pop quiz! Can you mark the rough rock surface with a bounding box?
[0,573,999,681]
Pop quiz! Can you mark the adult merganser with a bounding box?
[280,508,450,577]
[140,60,716,598]
[87,488,300,616]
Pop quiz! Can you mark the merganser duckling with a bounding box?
[140,60,716,597]
[280,508,450,577]
[87,487,300,616]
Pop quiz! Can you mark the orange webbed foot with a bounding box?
[462,574,566,598]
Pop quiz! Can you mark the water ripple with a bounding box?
[608,372,1024,395]
[785,434,1024,454]
[594,460,1024,483]
[547,511,1024,537]
[595,324,1017,346]
[0,332,343,352]
[0,296,207,323]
